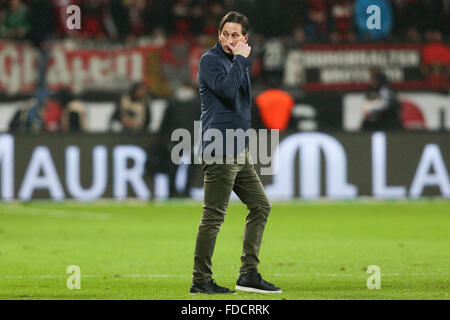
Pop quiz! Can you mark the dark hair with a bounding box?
[129,82,147,101]
[218,11,249,35]
[370,67,389,89]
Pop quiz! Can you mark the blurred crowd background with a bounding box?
[0,0,449,137]
[0,0,449,44]
[0,0,449,199]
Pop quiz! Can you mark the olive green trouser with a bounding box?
[192,149,271,283]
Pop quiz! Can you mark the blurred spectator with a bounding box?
[80,0,108,39]
[195,1,226,37]
[25,100,45,133]
[28,0,56,48]
[421,0,449,38]
[329,0,356,42]
[146,0,176,35]
[28,0,56,95]
[190,0,205,35]
[43,97,64,132]
[8,88,53,134]
[154,82,201,197]
[422,39,450,90]
[109,0,152,41]
[284,0,308,33]
[304,0,331,42]
[0,0,30,39]
[361,67,403,131]
[171,0,189,25]
[162,14,199,91]
[109,0,129,39]
[405,26,422,42]
[110,82,151,132]
[424,29,444,43]
[251,0,297,37]
[149,27,167,45]
[392,0,450,41]
[392,0,424,39]
[24,89,53,133]
[9,98,40,133]
[55,89,87,132]
[128,0,148,36]
[10,89,86,134]
[287,27,306,48]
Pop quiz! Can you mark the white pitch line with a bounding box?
[2,272,449,279]
[0,205,111,220]
[1,274,182,279]
[282,272,450,277]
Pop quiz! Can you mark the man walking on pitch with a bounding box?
[190,11,281,294]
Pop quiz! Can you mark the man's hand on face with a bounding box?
[225,41,251,58]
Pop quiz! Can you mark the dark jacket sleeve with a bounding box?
[199,54,251,101]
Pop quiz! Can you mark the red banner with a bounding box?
[0,40,204,97]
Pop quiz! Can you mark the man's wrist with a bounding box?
[234,54,251,67]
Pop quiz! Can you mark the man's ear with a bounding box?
[243,34,249,43]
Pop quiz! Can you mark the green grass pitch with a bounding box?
[0,200,449,300]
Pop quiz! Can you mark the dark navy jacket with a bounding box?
[198,42,252,156]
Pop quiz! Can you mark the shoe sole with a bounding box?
[235,285,282,294]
